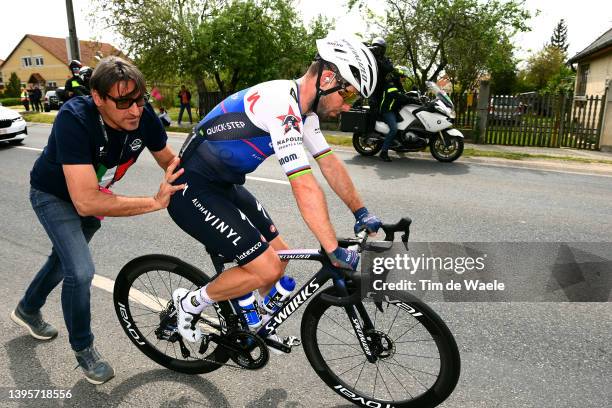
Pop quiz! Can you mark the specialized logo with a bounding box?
[279,153,298,166]
[290,87,298,103]
[247,91,260,114]
[191,198,242,246]
[117,302,145,346]
[263,279,320,335]
[277,106,301,134]
[129,138,143,151]
[351,317,372,357]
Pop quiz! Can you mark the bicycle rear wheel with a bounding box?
[301,288,460,408]
[113,254,232,374]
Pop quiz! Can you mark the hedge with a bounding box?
[0,98,23,106]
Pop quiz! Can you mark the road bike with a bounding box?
[113,218,460,407]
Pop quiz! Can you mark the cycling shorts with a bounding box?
[168,172,279,265]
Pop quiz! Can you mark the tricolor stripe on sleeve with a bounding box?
[313,148,333,161]
[286,165,312,180]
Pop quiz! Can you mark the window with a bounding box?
[47,81,57,88]
[34,56,44,66]
[576,64,589,96]
[21,56,32,67]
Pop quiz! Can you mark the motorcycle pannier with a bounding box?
[340,109,371,133]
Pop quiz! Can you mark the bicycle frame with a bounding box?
[208,248,377,363]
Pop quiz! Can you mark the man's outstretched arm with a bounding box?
[316,152,363,212]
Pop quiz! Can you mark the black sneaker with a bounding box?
[380,150,392,162]
[75,343,115,385]
[10,304,58,340]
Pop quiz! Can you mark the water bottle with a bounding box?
[261,276,296,315]
[237,292,262,330]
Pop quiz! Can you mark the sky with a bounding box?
[0,0,610,64]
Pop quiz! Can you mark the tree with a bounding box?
[525,45,567,90]
[91,0,333,116]
[5,72,22,97]
[349,0,531,92]
[550,19,568,53]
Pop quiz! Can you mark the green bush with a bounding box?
[0,97,23,106]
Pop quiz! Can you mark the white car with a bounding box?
[0,103,27,144]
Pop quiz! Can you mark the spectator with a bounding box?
[177,85,192,125]
[10,56,184,385]
[158,106,172,127]
[20,88,30,111]
[31,85,43,112]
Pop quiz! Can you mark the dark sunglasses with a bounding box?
[106,93,149,110]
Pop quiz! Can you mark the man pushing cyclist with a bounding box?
[170,34,383,345]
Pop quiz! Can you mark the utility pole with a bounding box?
[65,0,80,61]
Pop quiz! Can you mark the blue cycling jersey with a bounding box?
[181,80,332,185]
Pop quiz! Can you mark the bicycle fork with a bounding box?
[334,279,377,364]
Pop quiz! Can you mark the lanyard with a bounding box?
[96,113,129,188]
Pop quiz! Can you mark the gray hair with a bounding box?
[90,56,146,99]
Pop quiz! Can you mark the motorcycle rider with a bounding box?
[64,60,88,100]
[78,66,93,95]
[378,66,411,162]
[368,37,405,162]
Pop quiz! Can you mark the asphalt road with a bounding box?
[0,124,610,407]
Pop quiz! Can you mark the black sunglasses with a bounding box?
[106,93,150,110]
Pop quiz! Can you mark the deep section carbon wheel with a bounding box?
[301,288,460,408]
[113,254,232,374]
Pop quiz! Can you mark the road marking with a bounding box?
[13,145,612,178]
[92,273,219,324]
[15,146,291,184]
[15,146,44,152]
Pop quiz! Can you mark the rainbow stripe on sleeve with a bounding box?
[286,165,312,180]
[313,148,333,161]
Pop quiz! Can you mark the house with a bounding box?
[568,27,612,97]
[0,34,127,91]
[568,27,612,151]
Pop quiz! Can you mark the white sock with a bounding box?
[181,284,214,314]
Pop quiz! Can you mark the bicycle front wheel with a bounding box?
[113,254,232,374]
[301,288,460,408]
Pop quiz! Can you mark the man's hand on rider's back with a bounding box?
[153,157,186,209]
[353,207,382,236]
[328,247,360,271]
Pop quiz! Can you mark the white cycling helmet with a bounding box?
[316,34,378,98]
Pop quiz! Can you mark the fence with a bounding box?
[452,88,607,150]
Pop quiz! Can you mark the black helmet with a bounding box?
[69,60,82,73]
[79,66,93,82]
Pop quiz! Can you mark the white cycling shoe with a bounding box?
[173,288,203,343]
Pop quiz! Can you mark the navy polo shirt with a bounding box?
[30,96,167,203]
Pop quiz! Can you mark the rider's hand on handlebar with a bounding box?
[353,207,382,236]
[327,247,360,271]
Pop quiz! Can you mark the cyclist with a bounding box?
[170,34,383,345]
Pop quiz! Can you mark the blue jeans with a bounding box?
[20,188,101,351]
[178,103,192,124]
[380,111,398,152]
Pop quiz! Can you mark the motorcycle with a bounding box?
[341,81,464,162]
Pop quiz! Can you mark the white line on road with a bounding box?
[15,145,612,179]
[15,146,291,185]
